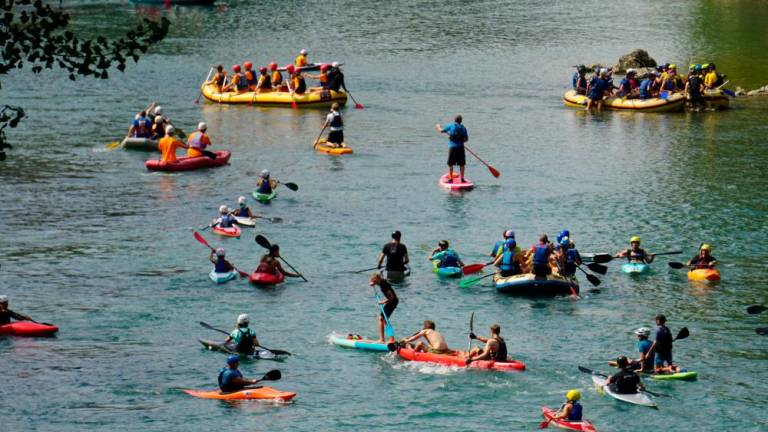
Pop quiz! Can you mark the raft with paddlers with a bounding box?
[563,89,685,113]
[120,137,158,151]
[145,150,231,172]
[493,273,578,296]
[200,82,348,107]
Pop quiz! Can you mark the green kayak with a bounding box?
[252,190,277,203]
[649,371,698,381]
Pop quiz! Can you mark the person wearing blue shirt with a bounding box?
[572,65,587,95]
[215,205,236,228]
[647,314,681,374]
[638,71,657,100]
[586,69,608,111]
[435,115,469,184]
[128,111,152,138]
[218,355,260,392]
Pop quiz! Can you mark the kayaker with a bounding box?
[659,65,681,93]
[585,69,608,111]
[464,323,508,363]
[269,62,283,90]
[572,65,587,95]
[214,205,237,229]
[647,314,680,374]
[638,71,657,100]
[232,196,254,219]
[615,236,655,264]
[549,390,584,422]
[218,355,260,392]
[158,126,188,163]
[128,111,152,138]
[322,103,344,147]
[210,248,234,274]
[151,115,167,139]
[370,273,399,343]
[530,234,554,276]
[377,230,409,280]
[223,64,248,93]
[256,244,303,279]
[685,65,705,111]
[305,64,329,89]
[255,67,271,93]
[223,314,260,354]
[205,64,227,91]
[326,62,348,93]
[555,237,581,277]
[0,296,32,325]
[435,115,469,183]
[243,61,257,91]
[401,320,450,353]
[295,48,308,67]
[255,170,277,194]
[287,65,307,95]
[186,122,211,158]
[687,244,717,269]
[429,240,464,269]
[492,238,524,277]
[605,356,646,394]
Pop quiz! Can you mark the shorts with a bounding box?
[587,92,603,101]
[385,270,405,281]
[533,264,551,277]
[447,146,465,166]
[380,299,398,319]
[654,351,673,366]
[328,129,344,144]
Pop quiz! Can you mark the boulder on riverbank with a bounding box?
[614,49,657,73]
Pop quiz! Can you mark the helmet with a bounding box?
[505,238,516,249]
[244,61,253,70]
[237,313,250,325]
[154,116,163,124]
[300,48,307,55]
[259,67,267,73]
[331,61,339,67]
[238,196,246,204]
[154,106,163,115]
[165,125,174,135]
[560,237,570,248]
[0,295,8,304]
[197,122,207,131]
[232,64,241,72]
[626,68,636,74]
[669,64,677,70]
[656,65,664,72]
[269,62,278,71]
[700,244,712,251]
[219,205,228,214]
[577,64,586,73]
[634,327,651,337]
[438,240,449,247]
[226,355,240,366]
[630,236,641,243]
[694,65,702,73]
[215,247,225,257]
[260,169,270,178]
[689,64,696,71]
[709,63,716,69]
[320,64,329,72]
[559,229,570,239]
[566,389,581,401]
[286,64,295,73]
[616,355,629,367]
[701,63,709,69]
[504,230,515,239]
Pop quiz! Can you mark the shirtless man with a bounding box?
[401,320,450,354]
[464,323,508,363]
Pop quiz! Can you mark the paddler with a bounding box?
[151,115,169,140]
[647,314,680,374]
[638,71,657,100]
[255,67,271,93]
[435,114,469,183]
[290,66,307,95]
[158,126,188,163]
[704,63,720,89]
[401,320,450,353]
[491,238,525,277]
[490,230,518,258]
[255,170,277,195]
[549,390,584,423]
[256,244,303,279]
[294,48,308,67]
[530,234,554,276]
[685,64,705,111]
[0,295,32,325]
[128,111,152,138]
[585,69,608,111]
[377,230,410,280]
[615,236,655,264]
[210,248,234,274]
[607,327,653,372]
[205,64,227,91]
[429,240,465,270]
[605,356,646,394]
[269,62,283,90]
[243,61,257,91]
[326,62,348,93]
[687,244,717,269]
[305,64,329,89]
[223,64,248,93]
[554,237,581,277]
[370,273,399,343]
[464,323,508,363]
[214,205,237,229]
[617,69,638,98]
[321,102,344,147]
[186,122,211,158]
[572,65,587,95]
[218,355,260,392]
[231,196,255,219]
[223,314,259,355]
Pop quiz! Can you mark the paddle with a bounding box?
[592,250,683,264]
[312,124,328,150]
[756,327,768,335]
[106,138,126,151]
[254,234,308,282]
[373,289,395,339]
[575,265,601,287]
[277,181,299,192]
[254,215,283,224]
[193,232,249,277]
[459,271,497,288]
[577,365,667,397]
[585,262,607,275]
[347,91,364,109]
[674,327,690,341]
[195,66,214,104]
[747,305,767,314]
[467,312,474,352]
[198,321,292,356]
[349,266,380,274]
[464,145,500,178]
[668,261,686,269]
[462,263,486,276]
[248,369,282,385]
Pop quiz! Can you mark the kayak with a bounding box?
[329,333,390,352]
[648,371,698,381]
[121,137,158,151]
[252,191,277,204]
[0,321,59,337]
[701,89,730,110]
[249,271,285,286]
[145,150,231,172]
[494,273,579,296]
[563,89,685,113]
[183,387,296,401]
[233,216,256,227]
[540,406,597,432]
[212,225,241,238]
[432,260,462,278]
[591,375,656,408]
[396,347,525,372]
[209,269,238,284]
[198,338,287,360]
[314,138,353,155]
[621,262,650,275]
[200,82,347,108]
[687,268,720,282]
[439,173,473,191]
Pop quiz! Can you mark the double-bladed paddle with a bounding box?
[193,232,249,277]
[467,312,474,352]
[585,262,608,275]
[747,305,767,314]
[277,181,298,192]
[198,321,292,356]
[591,250,683,264]
[254,234,308,282]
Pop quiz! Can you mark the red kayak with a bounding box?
[396,347,525,371]
[212,225,241,238]
[541,406,597,432]
[249,271,285,286]
[145,150,231,172]
[0,321,59,337]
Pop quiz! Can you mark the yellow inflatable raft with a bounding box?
[314,138,353,155]
[700,89,730,110]
[200,83,347,108]
[563,90,685,113]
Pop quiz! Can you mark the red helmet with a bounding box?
[286,64,295,73]
[269,62,278,71]
[320,64,329,72]
[232,64,241,72]
[244,61,253,70]
[259,67,267,74]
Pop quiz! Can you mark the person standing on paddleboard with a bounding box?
[370,273,398,343]
[0,295,32,325]
[322,103,344,148]
[377,230,409,281]
[436,115,468,183]
[647,314,680,374]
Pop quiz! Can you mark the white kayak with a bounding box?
[234,216,256,227]
[592,375,656,408]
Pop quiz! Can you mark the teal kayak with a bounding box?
[649,371,698,381]
[209,269,238,284]
[329,333,389,352]
[621,262,650,274]
[252,190,277,203]
[432,260,462,278]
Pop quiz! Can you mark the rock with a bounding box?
[614,49,657,73]
[747,90,760,96]
[735,87,746,96]
[762,84,768,92]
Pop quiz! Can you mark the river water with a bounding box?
[1,1,767,430]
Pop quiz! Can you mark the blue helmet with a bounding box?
[226,355,240,366]
[560,237,570,248]
[505,238,517,249]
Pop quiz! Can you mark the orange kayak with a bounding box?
[687,268,721,282]
[183,386,296,401]
[396,347,525,371]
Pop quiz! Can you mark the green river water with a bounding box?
[1,1,767,430]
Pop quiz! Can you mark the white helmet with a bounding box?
[219,205,228,214]
[165,125,174,135]
[238,196,247,204]
[331,62,339,67]
[134,114,141,120]
[300,48,307,55]
[634,327,651,337]
[215,247,225,257]
[626,68,636,74]
[0,295,8,304]
[197,122,207,131]
[260,169,270,178]
[154,106,162,115]
[237,314,250,325]
[154,116,163,124]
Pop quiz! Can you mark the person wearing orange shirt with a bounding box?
[294,49,308,67]
[305,64,329,89]
[269,62,283,90]
[255,67,272,93]
[186,122,212,158]
[159,126,188,163]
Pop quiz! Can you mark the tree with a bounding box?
[0,0,170,160]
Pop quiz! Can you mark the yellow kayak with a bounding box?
[687,268,721,282]
[314,138,353,155]
[200,83,347,107]
[563,89,685,113]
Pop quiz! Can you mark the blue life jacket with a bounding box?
[588,78,606,99]
[257,180,272,194]
[215,257,232,273]
[639,79,652,99]
[235,73,249,91]
[219,215,235,228]
[218,368,243,392]
[440,249,460,268]
[133,117,152,138]
[619,78,631,94]
[563,249,579,276]
[236,207,249,217]
[490,240,505,257]
[663,78,675,91]
[568,402,583,421]
[532,244,550,266]
[500,250,520,274]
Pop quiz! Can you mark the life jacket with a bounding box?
[258,74,272,89]
[257,179,272,194]
[245,70,257,86]
[439,249,459,268]
[188,131,207,149]
[490,336,507,361]
[500,250,520,274]
[214,72,226,88]
[639,79,652,99]
[218,367,243,392]
[449,124,467,144]
[218,215,235,228]
[294,54,307,67]
[532,243,550,266]
[612,369,640,394]
[234,73,248,91]
[655,325,673,353]
[293,75,306,93]
[563,249,579,276]
[619,78,631,94]
[662,77,676,91]
[152,122,166,138]
[215,257,232,273]
[625,248,646,262]
[236,207,249,217]
[329,111,343,128]
[271,71,283,86]
[318,72,328,84]
[572,71,580,89]
[134,117,152,138]
[234,327,256,354]
[491,240,504,257]
[568,402,583,421]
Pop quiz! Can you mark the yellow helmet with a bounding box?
[630,236,641,243]
[669,64,677,70]
[700,244,712,251]
[566,389,581,401]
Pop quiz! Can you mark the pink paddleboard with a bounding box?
[439,173,473,191]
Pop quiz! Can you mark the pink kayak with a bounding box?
[212,225,241,238]
[0,321,59,337]
[145,150,231,172]
[439,173,473,191]
[541,406,597,432]
[249,271,285,286]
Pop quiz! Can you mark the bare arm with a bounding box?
[376,253,385,268]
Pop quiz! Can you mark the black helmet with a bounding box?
[708,63,716,69]
[616,356,629,367]
[577,64,586,73]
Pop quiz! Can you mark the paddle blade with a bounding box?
[106,141,121,150]
[586,274,601,287]
[291,100,298,110]
[194,232,212,249]
[668,262,685,269]
[577,365,593,375]
[488,165,501,178]
[459,275,486,288]
[591,254,613,264]
[756,327,768,335]
[355,103,364,109]
[586,262,607,275]
[255,234,271,249]
[723,88,736,97]
[262,369,282,381]
[236,269,249,278]
[269,217,283,224]
[538,420,550,429]
[675,327,690,341]
[462,263,485,275]
[283,182,299,191]
[747,305,767,315]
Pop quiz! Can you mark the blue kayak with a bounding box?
[621,262,650,274]
[432,260,462,278]
[329,333,389,352]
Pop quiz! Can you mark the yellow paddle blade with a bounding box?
[105,141,121,150]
